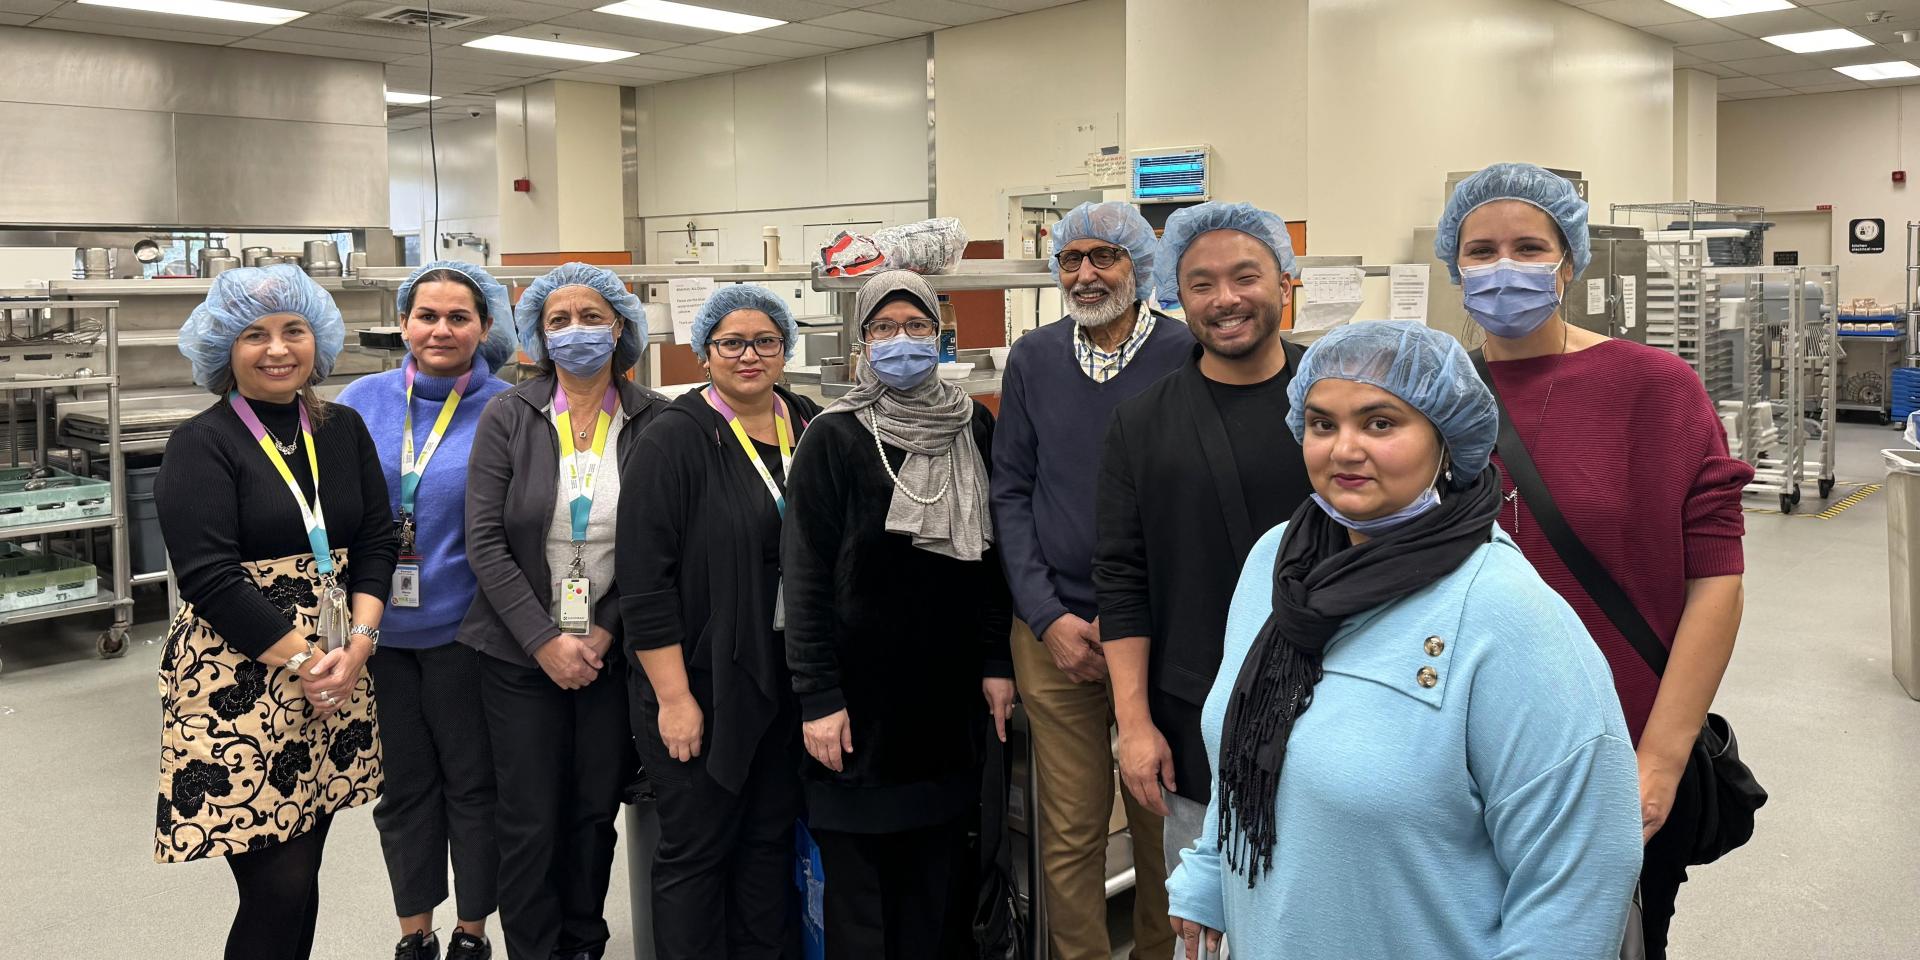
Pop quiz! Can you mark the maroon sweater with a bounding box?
[1486,339,1753,744]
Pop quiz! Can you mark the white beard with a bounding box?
[1067,285,1132,329]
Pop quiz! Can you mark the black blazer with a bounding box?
[458,374,666,668]
[1092,339,1308,804]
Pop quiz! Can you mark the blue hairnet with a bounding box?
[1049,201,1159,301]
[397,260,518,372]
[179,264,346,389]
[1285,320,1497,490]
[513,263,647,374]
[1435,162,1590,285]
[690,284,799,360]
[1152,202,1296,309]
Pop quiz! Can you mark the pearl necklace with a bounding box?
[866,408,949,505]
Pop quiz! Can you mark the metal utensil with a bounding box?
[133,239,164,264]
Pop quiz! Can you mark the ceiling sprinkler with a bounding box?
[1867,10,1891,23]
[1901,29,1920,43]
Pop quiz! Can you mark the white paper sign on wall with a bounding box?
[669,277,716,346]
[1389,264,1429,323]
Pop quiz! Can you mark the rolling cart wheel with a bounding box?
[97,629,129,660]
[1790,487,1803,506]
[1779,493,1796,515]
[1820,478,1835,499]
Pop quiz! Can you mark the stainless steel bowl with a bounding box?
[303,239,339,265]
[204,256,241,277]
[241,246,273,266]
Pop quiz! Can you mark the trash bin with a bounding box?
[624,797,659,960]
[1884,447,1920,700]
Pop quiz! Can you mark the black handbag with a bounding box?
[1472,351,1766,867]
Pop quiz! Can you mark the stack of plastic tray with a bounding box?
[0,465,112,529]
[0,550,96,613]
[1893,367,1920,424]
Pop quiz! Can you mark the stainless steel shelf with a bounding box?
[352,265,820,287]
[59,433,168,455]
[0,376,116,392]
[0,585,130,627]
[44,278,372,297]
[0,513,121,543]
[810,259,1055,293]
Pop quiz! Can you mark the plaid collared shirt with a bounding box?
[1072,302,1156,384]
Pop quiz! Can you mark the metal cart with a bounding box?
[1703,265,1836,513]
[0,298,133,675]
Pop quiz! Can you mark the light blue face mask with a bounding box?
[546,324,616,376]
[1460,258,1563,339]
[868,334,938,390]
[1312,458,1447,536]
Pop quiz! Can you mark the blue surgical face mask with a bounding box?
[546,324,616,376]
[1312,458,1447,536]
[1460,258,1563,339]
[867,334,938,390]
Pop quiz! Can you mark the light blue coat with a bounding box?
[1165,522,1643,960]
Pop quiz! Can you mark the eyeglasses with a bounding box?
[862,317,939,341]
[708,336,786,359]
[1055,246,1130,272]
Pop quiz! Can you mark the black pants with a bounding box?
[812,816,974,960]
[1638,763,1702,960]
[637,707,802,960]
[225,813,333,960]
[369,642,499,920]
[483,652,635,960]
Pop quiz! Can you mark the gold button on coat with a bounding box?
[1424,636,1445,656]
[1417,665,1439,688]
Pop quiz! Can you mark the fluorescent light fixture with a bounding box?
[1835,60,1920,81]
[593,0,783,33]
[1764,28,1874,53]
[75,0,303,25]
[463,34,636,63]
[1661,0,1793,17]
[384,91,441,105]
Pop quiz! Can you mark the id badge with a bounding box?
[557,577,592,635]
[391,563,422,608]
[772,577,786,632]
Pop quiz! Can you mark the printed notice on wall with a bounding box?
[1296,267,1366,331]
[1087,151,1128,188]
[1389,264,1429,323]
[1586,279,1606,315]
[1619,274,1638,330]
[669,277,716,345]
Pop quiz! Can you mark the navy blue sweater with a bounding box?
[989,311,1193,639]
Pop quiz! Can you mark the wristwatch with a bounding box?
[349,624,381,652]
[285,643,317,675]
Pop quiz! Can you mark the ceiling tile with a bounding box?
[1712,7,1850,37]
[699,33,838,56]
[254,24,438,54]
[1720,87,1797,99]
[567,60,698,81]
[1578,0,1695,28]
[862,0,1004,26]
[476,24,656,58]
[657,42,784,64]
[282,13,505,45]
[1675,38,1780,61]
[965,0,1077,10]
[32,17,249,44]
[0,11,33,23]
[39,3,265,36]
[1688,59,1748,77]
[1716,75,1787,92]
[1814,0,1920,27]
[1719,53,1818,74]
[228,37,406,61]
[391,50,560,76]
[1672,49,1705,65]
[1803,45,1909,65]
[709,0,852,18]
[1641,19,1744,45]
[1789,79,1875,92]
[755,21,890,47]
[622,52,736,73]
[1759,66,1863,85]
[801,9,937,37]
[324,0,581,22]
[0,0,62,14]
[541,11,719,44]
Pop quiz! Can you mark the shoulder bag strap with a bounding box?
[1470,349,1670,677]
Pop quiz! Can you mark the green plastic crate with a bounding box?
[0,551,97,613]
[0,466,112,530]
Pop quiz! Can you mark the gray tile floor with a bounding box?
[3,421,1919,959]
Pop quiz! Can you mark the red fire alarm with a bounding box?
[513,178,532,193]
[1895,170,1908,184]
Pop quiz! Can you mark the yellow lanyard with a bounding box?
[706,386,793,515]
[550,385,617,542]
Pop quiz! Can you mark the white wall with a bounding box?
[934,0,1125,245]
[497,82,561,255]
[1674,69,1718,201]
[1304,0,1674,278]
[388,115,500,265]
[1720,86,1920,305]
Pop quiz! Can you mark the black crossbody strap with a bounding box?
[1470,349,1670,677]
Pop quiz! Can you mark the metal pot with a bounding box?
[204,256,241,277]
[77,247,112,278]
[305,261,343,278]
[241,246,272,267]
[303,239,339,266]
[197,246,231,276]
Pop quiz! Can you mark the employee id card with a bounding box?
[556,577,592,634]
[391,515,421,607]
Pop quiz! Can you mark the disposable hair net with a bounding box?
[1285,320,1497,490]
[1049,201,1160,301]
[1434,162,1590,284]
[690,284,800,360]
[1152,202,1296,309]
[178,264,346,389]
[513,262,647,373]
[397,260,519,372]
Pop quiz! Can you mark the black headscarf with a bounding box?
[1216,463,1503,884]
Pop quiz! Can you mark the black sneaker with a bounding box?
[447,932,492,960]
[393,931,440,960]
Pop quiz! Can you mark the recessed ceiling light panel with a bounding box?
[462,34,637,62]
[75,0,304,25]
[384,91,441,104]
[592,0,783,34]
[1661,0,1793,17]
[1764,29,1875,54]
[1835,60,1920,81]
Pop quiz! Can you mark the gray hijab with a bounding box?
[822,270,993,561]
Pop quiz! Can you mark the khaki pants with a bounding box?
[1012,620,1174,960]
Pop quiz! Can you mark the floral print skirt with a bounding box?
[155,550,381,864]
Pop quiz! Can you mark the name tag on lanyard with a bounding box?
[391,360,472,609]
[552,384,618,635]
[229,392,348,649]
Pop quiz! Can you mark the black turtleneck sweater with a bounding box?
[156,395,398,658]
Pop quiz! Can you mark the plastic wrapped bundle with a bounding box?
[819,217,970,277]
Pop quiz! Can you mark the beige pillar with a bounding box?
[1673,68,1718,202]
[496,80,626,255]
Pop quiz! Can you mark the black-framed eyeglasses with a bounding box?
[862,317,939,341]
[708,336,787,359]
[1055,246,1130,272]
